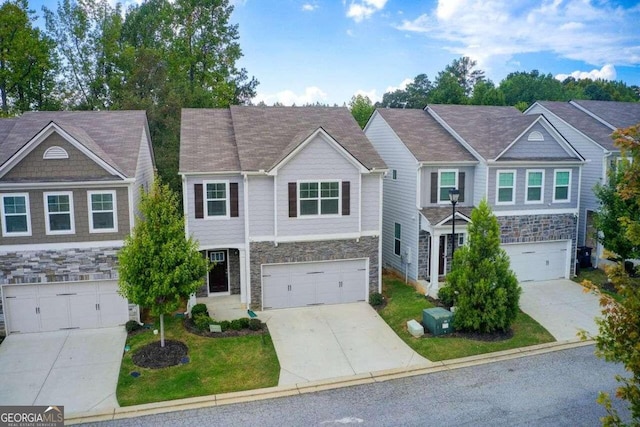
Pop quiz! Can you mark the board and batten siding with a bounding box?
[365,113,419,281]
[276,135,360,238]
[247,175,274,238]
[185,174,245,247]
[419,165,475,208]
[526,105,607,245]
[503,123,572,159]
[361,173,381,233]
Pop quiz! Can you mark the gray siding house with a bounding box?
[0,111,155,334]
[526,100,640,266]
[365,105,583,295]
[180,106,386,310]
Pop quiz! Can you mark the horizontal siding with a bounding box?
[247,175,274,237]
[419,165,475,208]
[474,162,488,205]
[361,173,381,233]
[186,174,245,247]
[133,130,154,222]
[504,122,573,159]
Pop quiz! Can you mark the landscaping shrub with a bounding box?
[194,314,214,331]
[369,292,384,306]
[219,320,231,332]
[190,303,209,318]
[126,320,143,333]
[229,319,244,330]
[437,286,455,308]
[248,318,262,331]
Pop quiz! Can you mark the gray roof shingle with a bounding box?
[570,100,640,131]
[179,106,386,173]
[0,111,149,177]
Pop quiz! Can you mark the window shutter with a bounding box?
[458,172,465,203]
[342,181,350,216]
[230,183,239,217]
[194,184,203,219]
[288,182,297,217]
[430,173,437,203]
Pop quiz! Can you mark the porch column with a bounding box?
[239,249,247,305]
[429,231,441,295]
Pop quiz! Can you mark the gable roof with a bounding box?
[180,106,386,173]
[570,100,640,130]
[0,111,150,178]
[374,109,477,163]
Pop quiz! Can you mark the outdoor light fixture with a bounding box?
[449,188,460,260]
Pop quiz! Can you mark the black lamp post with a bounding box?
[449,188,460,260]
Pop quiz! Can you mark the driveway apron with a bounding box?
[260,303,430,386]
[0,327,126,416]
[519,279,601,341]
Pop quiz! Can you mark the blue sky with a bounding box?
[29,0,640,106]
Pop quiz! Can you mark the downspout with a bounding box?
[243,173,251,306]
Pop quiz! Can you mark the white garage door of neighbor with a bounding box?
[262,259,368,309]
[3,280,129,334]
[503,241,569,282]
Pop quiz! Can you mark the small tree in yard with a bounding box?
[118,178,209,347]
[441,199,521,333]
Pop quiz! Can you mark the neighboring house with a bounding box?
[365,105,584,295]
[179,106,387,310]
[526,100,640,266]
[0,111,155,334]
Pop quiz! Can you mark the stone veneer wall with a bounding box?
[249,236,379,310]
[418,230,430,280]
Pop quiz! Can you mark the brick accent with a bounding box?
[249,236,379,310]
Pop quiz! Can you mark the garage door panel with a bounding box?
[39,295,71,331]
[341,269,367,302]
[262,275,290,309]
[5,297,39,333]
[316,272,342,305]
[97,292,129,326]
[503,241,568,282]
[290,272,318,306]
[69,294,99,329]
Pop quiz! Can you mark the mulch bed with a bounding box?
[183,318,269,338]
[132,340,188,369]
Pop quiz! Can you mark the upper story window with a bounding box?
[44,191,75,234]
[205,181,228,217]
[392,169,398,180]
[394,222,401,256]
[496,170,516,204]
[438,170,458,203]
[1,193,31,237]
[553,170,571,202]
[299,181,340,216]
[526,170,544,204]
[88,190,117,233]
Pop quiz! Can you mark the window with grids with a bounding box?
[438,171,457,202]
[497,171,515,203]
[89,191,117,232]
[526,171,544,203]
[44,192,74,234]
[394,223,401,256]
[299,181,339,216]
[1,194,30,236]
[554,170,571,202]
[206,182,228,217]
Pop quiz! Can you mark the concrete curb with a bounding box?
[66,338,594,425]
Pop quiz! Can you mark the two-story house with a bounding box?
[365,105,584,295]
[179,106,386,310]
[0,111,155,334]
[526,100,640,266]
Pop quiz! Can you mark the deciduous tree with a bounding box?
[349,94,374,128]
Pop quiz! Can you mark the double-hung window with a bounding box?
[526,170,544,203]
[394,223,401,256]
[438,170,457,202]
[44,191,74,234]
[496,171,515,204]
[205,182,228,217]
[1,193,31,237]
[554,170,571,202]
[88,190,117,232]
[299,181,340,216]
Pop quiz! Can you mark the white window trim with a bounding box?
[525,169,545,205]
[203,180,230,219]
[0,193,32,237]
[495,170,516,205]
[553,169,572,203]
[437,169,458,204]
[394,222,401,256]
[43,191,75,235]
[297,179,342,218]
[87,190,118,233]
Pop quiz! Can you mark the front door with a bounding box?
[208,250,229,293]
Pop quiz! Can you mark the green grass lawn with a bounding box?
[117,315,280,406]
[378,276,555,362]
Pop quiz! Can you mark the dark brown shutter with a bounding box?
[288,182,297,217]
[230,183,239,217]
[194,184,203,219]
[342,181,350,216]
[430,172,437,203]
[458,172,465,203]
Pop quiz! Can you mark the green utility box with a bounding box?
[422,307,454,336]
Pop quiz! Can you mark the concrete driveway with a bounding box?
[0,327,126,416]
[519,279,601,341]
[260,303,430,386]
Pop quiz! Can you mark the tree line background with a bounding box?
[1,0,639,191]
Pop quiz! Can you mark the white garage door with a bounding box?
[262,259,368,309]
[2,280,129,334]
[503,241,570,282]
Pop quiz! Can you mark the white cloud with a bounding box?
[396,0,640,70]
[253,87,328,106]
[555,64,617,82]
[346,0,388,22]
[385,78,412,94]
[354,89,380,103]
[302,3,317,12]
